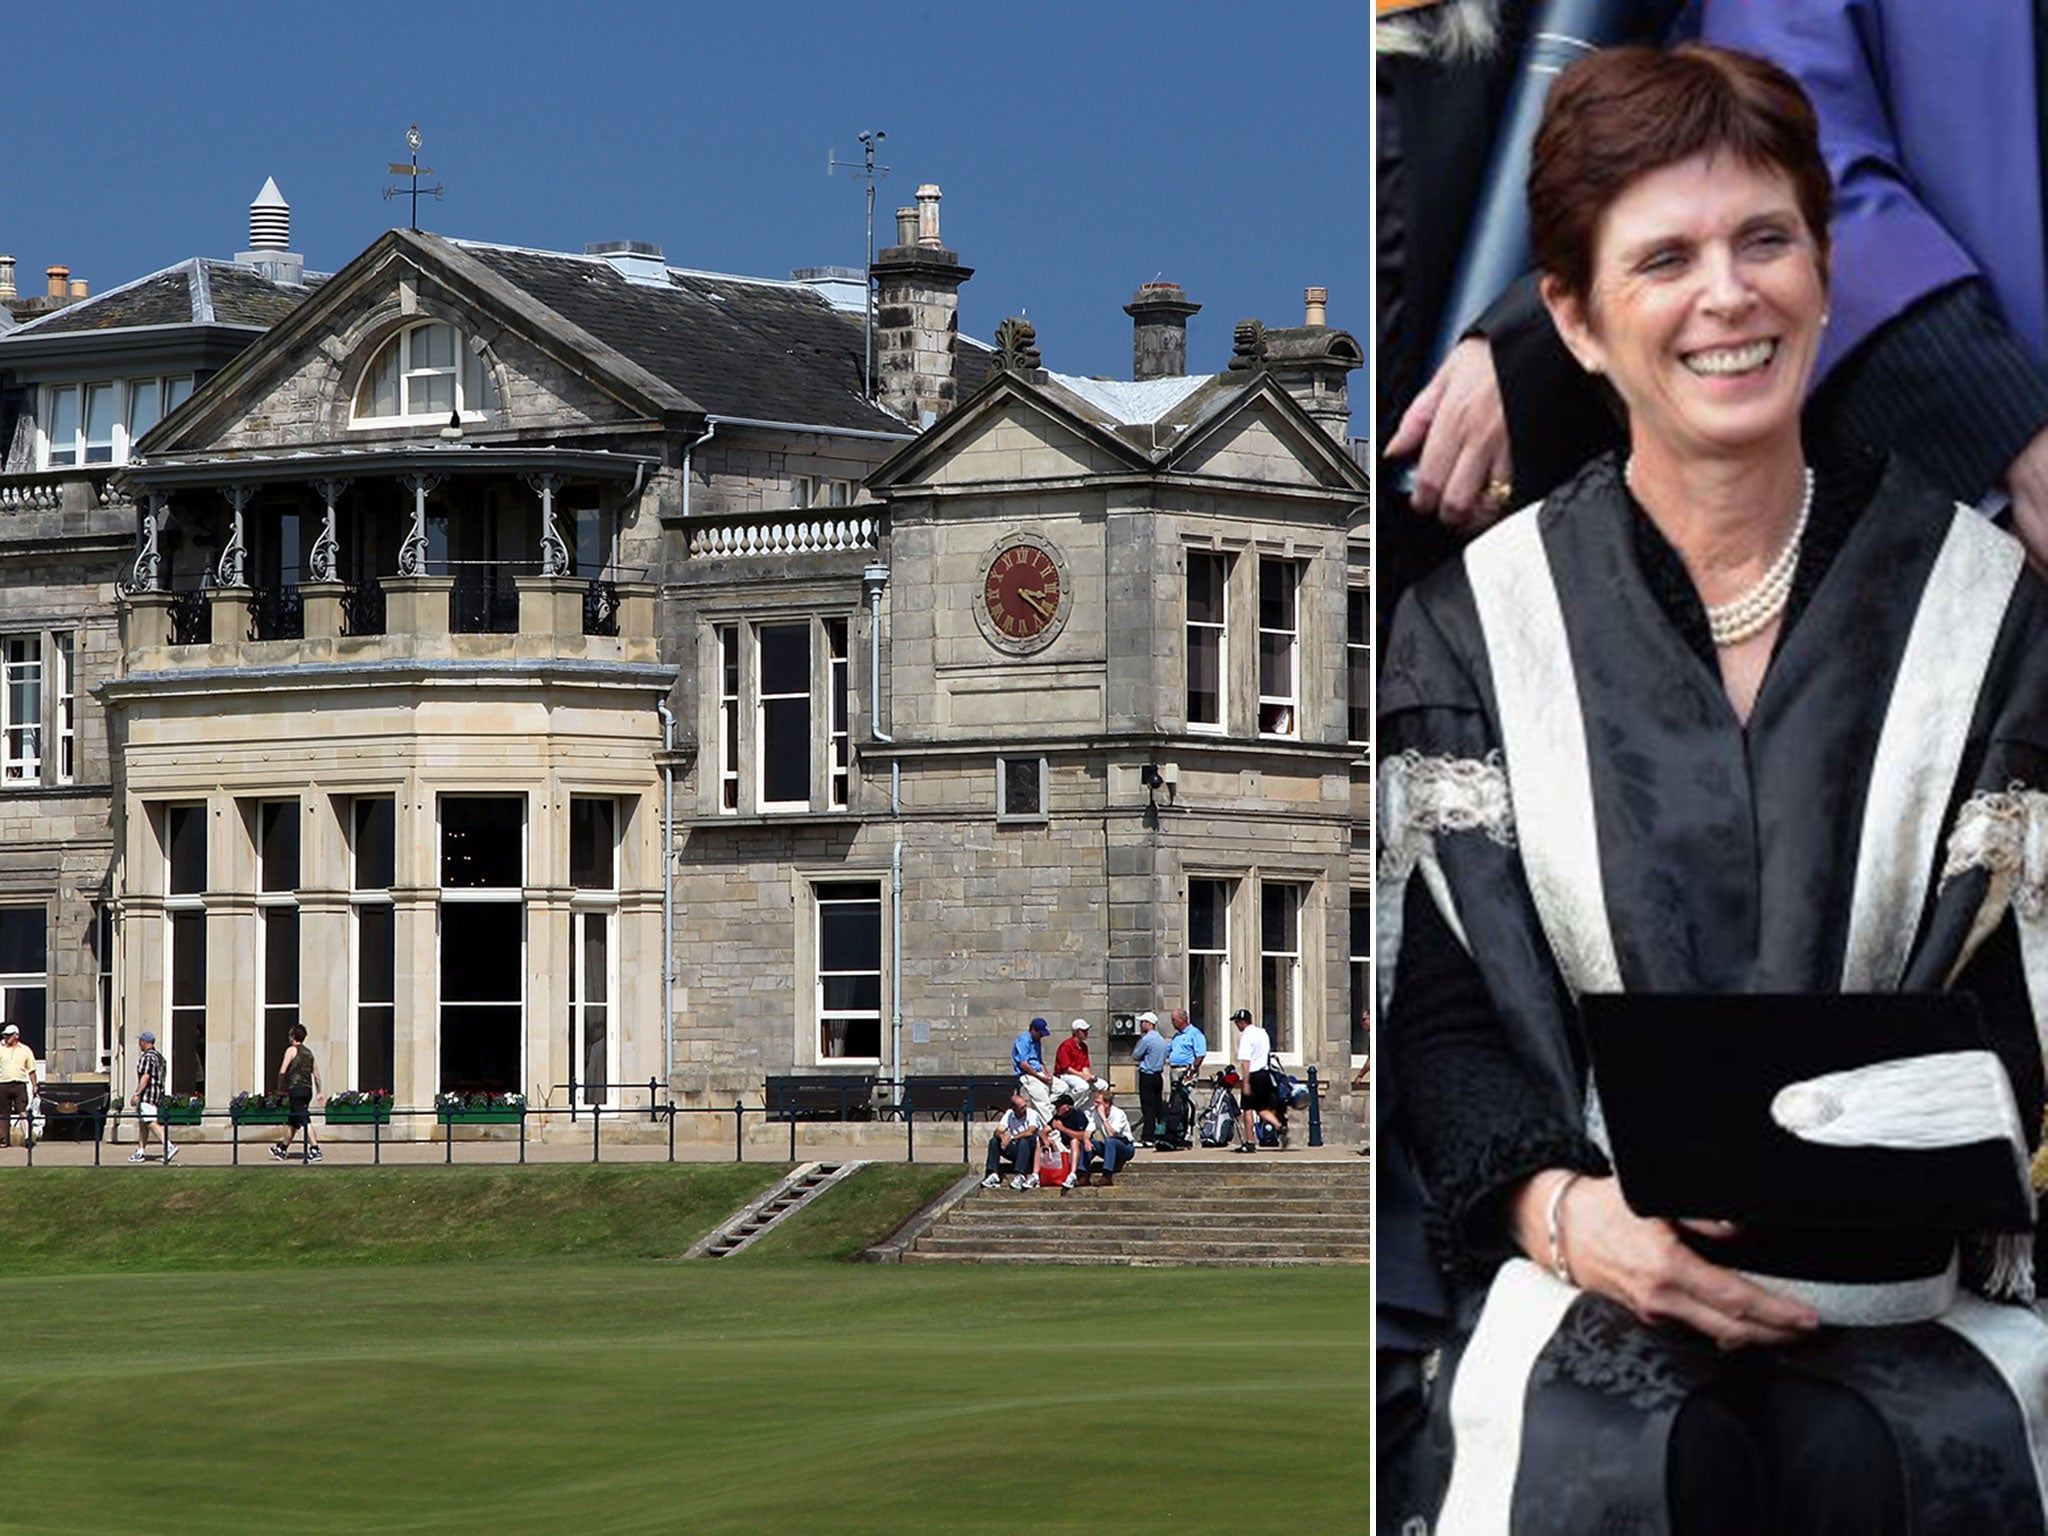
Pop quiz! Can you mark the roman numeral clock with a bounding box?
[976,532,1072,655]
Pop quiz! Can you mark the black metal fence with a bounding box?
[8,1070,1331,1169]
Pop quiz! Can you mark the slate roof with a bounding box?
[9,258,318,336]
[455,242,909,435]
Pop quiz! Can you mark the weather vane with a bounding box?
[383,124,445,231]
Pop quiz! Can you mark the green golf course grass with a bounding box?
[1,1166,1368,1534]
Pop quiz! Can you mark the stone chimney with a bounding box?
[235,177,306,285]
[1241,285,1362,443]
[68,278,88,300]
[0,256,15,300]
[46,266,68,300]
[870,183,973,427]
[1123,281,1201,379]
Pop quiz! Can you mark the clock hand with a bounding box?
[1015,588,1054,618]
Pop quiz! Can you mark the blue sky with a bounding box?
[9,0,1366,389]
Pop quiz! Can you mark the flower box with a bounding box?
[231,1094,291,1126]
[157,1102,204,1126]
[437,1106,526,1125]
[324,1102,393,1125]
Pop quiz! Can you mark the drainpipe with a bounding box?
[681,420,717,522]
[862,561,904,1096]
[656,697,677,1087]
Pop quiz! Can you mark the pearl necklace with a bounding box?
[1626,459,1815,648]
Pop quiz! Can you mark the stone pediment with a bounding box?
[919,398,1131,487]
[1163,389,1353,491]
[140,231,696,461]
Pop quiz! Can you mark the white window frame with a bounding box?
[1187,875,1233,1046]
[94,899,115,1073]
[39,377,192,469]
[569,796,620,1108]
[791,476,855,511]
[808,876,885,1065]
[714,615,856,816]
[996,755,1048,823]
[0,905,47,1065]
[350,322,495,427]
[1186,549,1229,734]
[255,800,301,1090]
[436,795,528,1097]
[1258,557,1300,739]
[1350,889,1369,1067]
[2,636,43,783]
[349,796,398,1095]
[1347,587,1369,748]
[161,802,208,1099]
[1259,880,1303,1060]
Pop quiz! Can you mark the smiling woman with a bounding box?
[1378,42,2048,1536]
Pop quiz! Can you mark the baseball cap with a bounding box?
[138,1030,156,1043]
[1093,1077,1110,1093]
[1029,1018,1050,1036]
[0,1024,16,1038]
[1230,1007,1253,1023]
[1137,1010,1158,1024]
[1071,1018,1090,1032]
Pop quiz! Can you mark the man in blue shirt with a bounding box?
[1011,1017,1056,1118]
[1165,1008,1208,1079]
[1130,1010,1170,1141]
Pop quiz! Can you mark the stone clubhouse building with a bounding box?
[0,184,1368,1132]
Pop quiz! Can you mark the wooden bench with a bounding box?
[763,1075,878,1121]
[892,1074,1019,1121]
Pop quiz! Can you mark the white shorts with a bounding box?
[138,1102,158,1122]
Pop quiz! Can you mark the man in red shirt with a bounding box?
[1051,1019,1094,1102]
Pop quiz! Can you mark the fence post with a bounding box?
[962,1096,971,1164]
[519,1111,527,1166]
[733,1101,744,1163]
[788,1108,796,1164]
[232,1113,240,1166]
[906,1104,915,1164]
[592,1102,601,1163]
[569,1078,578,1124]
[94,1108,103,1166]
[1307,1067,1324,1148]
[667,1103,676,1163]
[648,1077,659,1123]
[445,1112,453,1165]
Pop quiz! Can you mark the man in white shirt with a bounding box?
[981,1092,1044,1190]
[0,1023,36,1148]
[1080,1083,1136,1187]
[1233,1006,1284,1153]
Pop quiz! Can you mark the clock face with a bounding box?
[981,539,1067,652]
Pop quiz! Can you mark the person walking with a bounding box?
[0,1023,36,1148]
[1233,1007,1283,1153]
[1131,1011,1168,1142]
[269,1024,324,1164]
[130,1030,176,1163]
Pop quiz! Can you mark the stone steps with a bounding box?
[898,1161,1367,1267]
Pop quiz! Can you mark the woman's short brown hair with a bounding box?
[1530,43,1831,304]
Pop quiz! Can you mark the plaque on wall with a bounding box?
[975,532,1071,656]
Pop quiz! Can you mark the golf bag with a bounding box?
[1158,1075,1196,1150]
[1199,1080,1240,1148]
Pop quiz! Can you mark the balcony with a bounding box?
[118,567,659,670]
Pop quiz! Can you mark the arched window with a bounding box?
[352,322,496,424]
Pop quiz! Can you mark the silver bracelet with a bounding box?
[1544,1170,1584,1286]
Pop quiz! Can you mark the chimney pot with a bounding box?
[893,206,918,247]
[46,265,69,300]
[0,255,15,300]
[1305,285,1328,327]
[916,184,943,249]
[1124,280,1202,380]
[249,176,291,252]
[68,279,88,300]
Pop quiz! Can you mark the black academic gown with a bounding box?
[1378,452,2048,1534]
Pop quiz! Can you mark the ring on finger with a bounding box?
[1483,477,1514,510]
